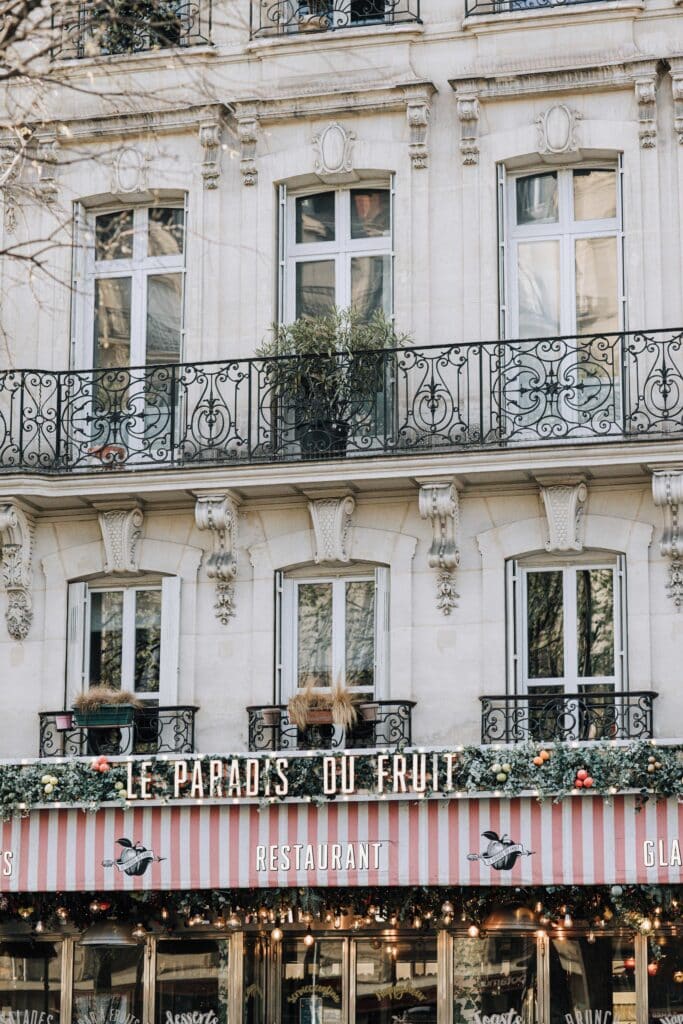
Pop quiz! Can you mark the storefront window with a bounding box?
[281,938,343,1024]
[549,936,635,1024]
[647,935,683,1024]
[244,936,267,1024]
[73,945,144,1024]
[453,936,536,1024]
[156,940,229,1024]
[0,941,61,1024]
[356,937,437,1024]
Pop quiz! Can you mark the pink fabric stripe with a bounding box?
[448,801,460,885]
[408,803,420,884]
[656,799,669,882]
[367,801,380,885]
[388,801,399,885]
[614,798,626,882]
[469,801,481,885]
[347,802,359,886]
[551,802,563,882]
[531,801,543,885]
[593,799,605,885]
[509,800,523,883]
[572,800,583,884]
[248,803,259,887]
[427,801,439,884]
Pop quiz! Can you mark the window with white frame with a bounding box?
[282,186,392,322]
[504,167,623,338]
[278,567,389,700]
[296,0,388,27]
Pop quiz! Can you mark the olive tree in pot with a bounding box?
[257,308,410,458]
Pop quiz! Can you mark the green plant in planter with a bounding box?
[72,686,142,728]
[88,0,184,56]
[257,308,411,457]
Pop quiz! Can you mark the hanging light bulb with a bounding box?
[535,902,543,914]
[214,916,226,929]
[641,918,653,933]
[333,914,342,930]
[467,924,479,938]
[271,925,283,942]
[56,907,69,922]
[228,912,241,929]
[34,920,45,934]
[443,914,454,926]
[160,908,170,921]
[564,913,573,928]
[413,915,422,930]
[131,923,147,940]
[587,930,596,944]
[89,900,100,914]
[303,926,315,947]
[441,901,454,916]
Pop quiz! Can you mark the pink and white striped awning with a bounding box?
[0,794,680,892]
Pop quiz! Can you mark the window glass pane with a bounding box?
[95,211,134,261]
[73,944,144,1024]
[148,208,185,257]
[296,193,336,244]
[575,236,618,336]
[517,241,560,338]
[527,570,564,680]
[576,568,614,678]
[146,273,182,364]
[244,935,268,1024]
[296,261,336,319]
[549,936,635,1024]
[155,939,230,1024]
[355,937,437,1024]
[94,278,132,368]
[0,942,61,1024]
[453,936,536,1024]
[345,580,375,689]
[89,590,124,687]
[297,583,333,689]
[648,935,683,1024]
[516,173,558,225]
[351,189,390,239]
[280,938,342,1024]
[351,255,391,320]
[350,0,386,21]
[573,170,617,221]
[135,589,161,693]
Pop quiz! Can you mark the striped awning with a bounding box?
[0,794,680,892]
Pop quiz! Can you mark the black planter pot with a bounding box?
[297,417,349,458]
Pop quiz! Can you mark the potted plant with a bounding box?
[287,683,359,731]
[72,686,142,728]
[257,307,409,458]
[55,711,74,730]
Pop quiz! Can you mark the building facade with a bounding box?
[0,0,682,1022]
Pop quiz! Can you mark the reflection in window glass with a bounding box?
[94,278,132,368]
[573,170,617,221]
[96,211,134,261]
[135,589,162,693]
[148,208,185,257]
[244,935,267,1024]
[453,936,536,1024]
[575,236,618,336]
[296,261,336,319]
[281,939,343,1024]
[296,194,336,244]
[345,580,375,689]
[297,583,333,689]
[648,935,683,1024]
[576,569,614,677]
[89,590,124,687]
[516,173,558,225]
[156,939,229,1024]
[146,273,183,364]
[517,241,560,338]
[350,190,390,239]
[0,942,61,1024]
[73,944,143,1024]
[356,937,437,1024]
[527,570,564,680]
[351,256,391,320]
[549,936,635,1024]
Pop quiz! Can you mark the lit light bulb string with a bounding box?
[1,885,681,937]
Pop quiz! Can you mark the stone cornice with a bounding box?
[449,57,660,100]
[233,80,436,124]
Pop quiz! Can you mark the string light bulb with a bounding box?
[303,926,315,947]
[271,925,283,942]
[467,924,479,938]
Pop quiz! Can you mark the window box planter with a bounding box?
[73,705,136,728]
[262,706,282,728]
[303,707,335,726]
[359,701,379,722]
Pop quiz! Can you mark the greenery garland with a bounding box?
[0,740,681,819]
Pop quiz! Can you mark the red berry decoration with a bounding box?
[584,777,594,788]
[575,779,584,788]
[576,769,588,781]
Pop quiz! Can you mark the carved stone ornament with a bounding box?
[308,496,355,564]
[0,503,35,640]
[98,507,144,574]
[418,482,460,615]
[455,92,480,167]
[538,479,588,553]
[36,136,59,203]
[236,105,259,187]
[0,143,22,233]
[406,96,430,169]
[195,493,239,624]
[652,470,683,610]
[312,122,356,177]
[636,76,657,149]
[672,74,683,145]
[199,119,222,189]
[536,104,581,155]
[111,146,150,194]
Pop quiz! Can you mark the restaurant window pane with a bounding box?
[453,936,536,1024]
[527,570,564,680]
[0,942,61,1024]
[296,194,336,244]
[549,936,635,1024]
[244,935,268,1024]
[73,944,144,1024]
[280,938,343,1024]
[156,939,230,1024]
[355,937,437,1024]
[648,935,683,1024]
[576,568,614,678]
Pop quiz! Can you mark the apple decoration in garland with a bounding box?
[532,749,551,767]
[574,768,594,790]
[647,755,662,774]
[40,773,59,795]
[490,762,512,784]
[90,754,110,773]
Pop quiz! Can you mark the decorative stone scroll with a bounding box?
[538,479,588,553]
[235,104,259,187]
[536,104,581,155]
[672,73,683,145]
[308,496,355,564]
[418,482,459,615]
[195,493,240,624]
[199,118,222,189]
[0,504,35,640]
[98,507,144,574]
[312,122,356,178]
[36,136,59,203]
[455,91,480,166]
[404,86,433,169]
[652,470,683,610]
[636,76,657,149]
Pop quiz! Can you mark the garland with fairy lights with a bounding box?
[0,741,681,819]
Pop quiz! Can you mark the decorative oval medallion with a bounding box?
[113,147,144,193]
[313,122,355,175]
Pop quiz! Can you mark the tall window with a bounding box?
[284,186,392,321]
[506,167,622,338]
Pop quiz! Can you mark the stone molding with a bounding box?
[652,470,683,610]
[195,492,240,624]
[405,89,433,169]
[312,122,356,178]
[669,61,683,145]
[308,496,356,563]
[35,135,59,203]
[199,118,222,189]
[635,75,657,149]
[536,104,581,155]
[454,90,480,166]
[418,482,460,615]
[449,58,659,102]
[537,478,588,553]
[233,103,259,187]
[0,503,35,641]
[98,506,144,574]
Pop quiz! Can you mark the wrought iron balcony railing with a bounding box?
[250,0,420,37]
[465,0,604,16]
[2,329,683,474]
[38,706,198,756]
[53,0,211,59]
[480,691,657,744]
[247,701,415,751]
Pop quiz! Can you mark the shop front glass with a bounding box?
[156,940,230,1024]
[0,940,61,1024]
[549,936,636,1024]
[356,937,437,1024]
[453,935,536,1024]
[280,939,343,1024]
[73,944,143,1024]
[647,935,683,1024]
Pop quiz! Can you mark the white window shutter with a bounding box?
[274,570,284,704]
[65,581,88,703]
[374,566,390,699]
[278,184,287,326]
[497,162,508,340]
[616,554,628,690]
[505,559,520,694]
[279,575,297,701]
[159,576,181,705]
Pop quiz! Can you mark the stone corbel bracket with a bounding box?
[403,83,437,169]
[233,102,259,187]
[454,89,480,167]
[308,496,356,564]
[98,506,144,574]
[0,503,35,640]
[418,482,460,615]
[635,76,657,149]
[198,118,223,189]
[195,493,240,624]
[652,470,683,610]
[670,63,683,144]
[35,134,59,203]
[537,478,588,553]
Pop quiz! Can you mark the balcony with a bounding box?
[250,0,421,38]
[464,0,601,15]
[2,329,682,474]
[38,705,198,756]
[480,691,657,744]
[53,0,211,59]
[247,701,415,750]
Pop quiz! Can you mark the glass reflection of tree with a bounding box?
[527,571,564,680]
[576,569,614,680]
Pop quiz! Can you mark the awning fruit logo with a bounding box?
[467,831,534,871]
[102,838,165,877]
